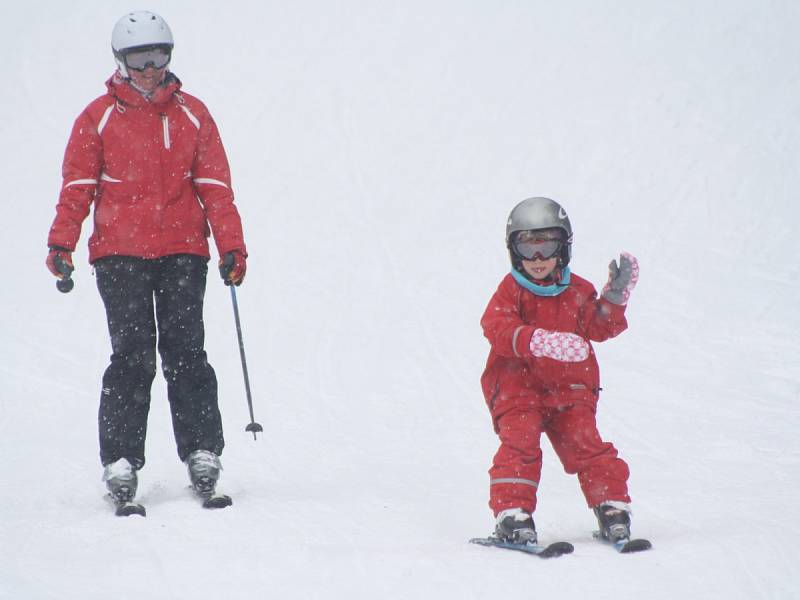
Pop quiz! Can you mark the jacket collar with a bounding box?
[106,70,182,108]
[511,266,571,297]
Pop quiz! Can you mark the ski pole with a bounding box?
[228,285,263,440]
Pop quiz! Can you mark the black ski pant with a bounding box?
[95,254,224,470]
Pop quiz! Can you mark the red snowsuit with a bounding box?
[481,270,631,516]
[47,72,246,262]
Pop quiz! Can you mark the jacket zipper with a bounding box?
[161,113,170,149]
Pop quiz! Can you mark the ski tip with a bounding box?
[202,494,233,509]
[595,531,653,553]
[469,537,490,546]
[619,538,652,553]
[115,503,146,517]
[538,541,574,558]
[106,493,146,517]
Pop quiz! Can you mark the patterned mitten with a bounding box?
[530,328,590,362]
[602,252,639,305]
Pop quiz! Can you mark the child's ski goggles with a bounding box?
[511,231,563,261]
[124,46,171,71]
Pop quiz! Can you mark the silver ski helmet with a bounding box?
[506,197,573,268]
[111,11,174,78]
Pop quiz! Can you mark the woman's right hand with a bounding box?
[46,246,74,279]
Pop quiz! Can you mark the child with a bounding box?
[480,197,639,544]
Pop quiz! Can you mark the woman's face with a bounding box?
[129,65,167,93]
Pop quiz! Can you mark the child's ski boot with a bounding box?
[593,501,652,552]
[494,508,538,545]
[593,502,631,541]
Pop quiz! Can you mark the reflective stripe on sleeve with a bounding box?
[490,478,538,488]
[64,178,98,188]
[193,178,229,188]
[511,326,525,358]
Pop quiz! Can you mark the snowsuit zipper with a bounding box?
[161,113,170,149]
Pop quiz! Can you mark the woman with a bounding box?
[45,11,247,514]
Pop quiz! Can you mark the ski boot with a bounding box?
[185,450,232,509]
[494,508,538,545]
[103,458,145,516]
[593,501,631,541]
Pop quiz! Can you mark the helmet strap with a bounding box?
[115,60,129,79]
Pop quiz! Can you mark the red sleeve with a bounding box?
[192,105,247,258]
[480,277,535,358]
[578,289,629,342]
[47,109,103,250]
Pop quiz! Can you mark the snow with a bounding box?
[2,1,799,598]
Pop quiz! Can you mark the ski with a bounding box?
[593,531,652,553]
[105,494,146,517]
[470,537,574,558]
[191,487,233,509]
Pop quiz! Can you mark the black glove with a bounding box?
[219,250,247,286]
[46,246,75,293]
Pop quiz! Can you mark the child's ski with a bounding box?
[470,536,574,558]
[593,531,652,553]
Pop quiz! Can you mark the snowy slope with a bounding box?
[2,1,799,598]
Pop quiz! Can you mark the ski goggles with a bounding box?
[511,231,564,261]
[124,46,171,71]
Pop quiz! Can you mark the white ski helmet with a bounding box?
[111,11,174,78]
[506,197,573,268]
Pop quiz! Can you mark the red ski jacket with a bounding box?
[48,72,246,263]
[480,270,628,431]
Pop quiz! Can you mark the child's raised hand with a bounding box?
[602,252,639,305]
[530,328,590,362]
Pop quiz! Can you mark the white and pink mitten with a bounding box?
[602,252,639,305]
[530,328,590,362]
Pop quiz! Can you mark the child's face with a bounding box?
[521,256,559,280]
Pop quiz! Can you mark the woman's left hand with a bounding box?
[219,250,247,286]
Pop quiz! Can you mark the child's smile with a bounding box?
[522,256,558,280]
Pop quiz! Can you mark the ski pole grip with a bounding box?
[219,252,235,283]
[54,254,75,293]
